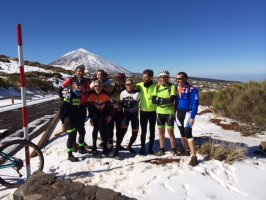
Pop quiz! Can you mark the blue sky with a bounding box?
[0,0,265,82]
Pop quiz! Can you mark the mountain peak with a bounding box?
[76,48,88,52]
[63,48,92,57]
[50,49,132,76]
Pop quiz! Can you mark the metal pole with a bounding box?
[16,24,31,177]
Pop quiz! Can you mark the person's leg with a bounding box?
[140,111,148,154]
[114,111,123,147]
[177,110,190,153]
[77,125,89,154]
[184,122,197,156]
[108,114,115,147]
[64,116,79,162]
[183,111,198,166]
[127,113,139,153]
[92,121,100,152]
[148,111,157,154]
[66,129,77,154]
[167,114,176,151]
[188,136,198,166]
[155,114,166,156]
[113,114,128,157]
[188,138,196,156]
[99,121,109,155]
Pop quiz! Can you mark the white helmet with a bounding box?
[159,70,170,77]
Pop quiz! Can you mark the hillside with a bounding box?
[1,54,239,93]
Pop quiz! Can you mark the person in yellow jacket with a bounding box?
[152,70,177,156]
[136,69,157,155]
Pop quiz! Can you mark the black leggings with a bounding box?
[140,111,156,150]
[64,116,86,151]
[114,128,138,153]
[108,111,123,143]
[92,120,109,153]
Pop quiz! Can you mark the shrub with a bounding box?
[7,73,20,87]
[0,77,7,87]
[0,58,11,63]
[26,78,55,92]
[211,81,266,135]
[198,139,247,164]
[199,91,216,107]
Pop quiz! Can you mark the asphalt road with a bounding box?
[0,99,62,138]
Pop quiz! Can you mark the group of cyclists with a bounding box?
[58,65,199,166]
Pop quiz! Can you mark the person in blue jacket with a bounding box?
[175,72,199,166]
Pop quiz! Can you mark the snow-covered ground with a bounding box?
[1,106,266,200]
[0,60,52,74]
[0,92,58,112]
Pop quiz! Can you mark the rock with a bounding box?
[96,187,121,200]
[259,141,266,151]
[13,172,136,200]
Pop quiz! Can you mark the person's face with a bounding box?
[176,74,185,86]
[75,68,85,79]
[143,73,152,83]
[116,79,124,86]
[125,81,133,92]
[96,72,103,80]
[94,83,102,94]
[159,76,169,85]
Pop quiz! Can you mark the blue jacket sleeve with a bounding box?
[190,88,199,119]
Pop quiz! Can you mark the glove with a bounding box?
[156,97,163,105]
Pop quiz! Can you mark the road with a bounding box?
[0,99,62,138]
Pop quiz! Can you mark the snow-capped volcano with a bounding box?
[49,48,132,76]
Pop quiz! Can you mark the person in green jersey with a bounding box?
[136,69,157,155]
[152,70,177,156]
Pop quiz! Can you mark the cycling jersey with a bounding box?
[176,83,199,119]
[120,89,140,113]
[60,75,90,106]
[110,84,125,110]
[152,83,176,114]
[87,91,112,119]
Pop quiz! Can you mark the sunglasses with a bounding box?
[125,83,133,86]
[176,78,183,80]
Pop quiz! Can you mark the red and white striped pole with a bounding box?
[16,24,31,177]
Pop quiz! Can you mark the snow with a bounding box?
[50,48,132,75]
[0,105,266,200]
[0,60,52,74]
[0,93,58,113]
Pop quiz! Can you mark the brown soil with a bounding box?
[197,109,212,115]
[209,118,242,132]
[142,158,180,165]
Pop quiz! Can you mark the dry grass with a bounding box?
[198,139,247,164]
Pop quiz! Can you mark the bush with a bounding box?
[0,77,7,87]
[198,139,247,164]
[199,91,216,107]
[0,58,11,63]
[26,78,55,92]
[211,81,266,134]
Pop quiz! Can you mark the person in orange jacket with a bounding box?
[87,80,114,156]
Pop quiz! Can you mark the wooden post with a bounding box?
[31,112,60,157]
[11,96,14,104]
